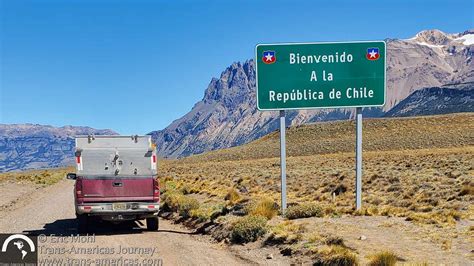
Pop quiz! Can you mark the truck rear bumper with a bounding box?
[76,202,159,221]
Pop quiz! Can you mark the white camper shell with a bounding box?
[75,135,157,177]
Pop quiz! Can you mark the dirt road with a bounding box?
[0,180,285,265]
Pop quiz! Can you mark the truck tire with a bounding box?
[146,217,159,231]
[77,214,89,233]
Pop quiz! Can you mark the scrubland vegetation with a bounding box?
[1,113,472,264]
[182,113,473,162]
[0,167,73,185]
[157,113,473,264]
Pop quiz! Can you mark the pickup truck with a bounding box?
[66,135,160,232]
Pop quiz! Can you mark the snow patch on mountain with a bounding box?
[455,34,474,45]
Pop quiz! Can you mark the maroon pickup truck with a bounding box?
[67,135,160,232]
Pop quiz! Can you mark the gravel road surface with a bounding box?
[0,180,285,265]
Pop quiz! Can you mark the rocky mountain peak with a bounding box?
[413,29,453,45]
[203,60,255,107]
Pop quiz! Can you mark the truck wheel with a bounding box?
[146,217,159,231]
[77,215,89,233]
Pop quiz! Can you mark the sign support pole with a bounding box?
[355,107,363,210]
[279,110,287,214]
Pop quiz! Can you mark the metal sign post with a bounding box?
[279,110,287,214]
[355,107,363,210]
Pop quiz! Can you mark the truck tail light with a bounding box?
[151,154,157,170]
[153,178,160,202]
[76,155,83,171]
[76,178,83,196]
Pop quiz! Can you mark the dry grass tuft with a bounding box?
[459,184,474,196]
[247,197,279,219]
[285,203,323,219]
[323,235,345,246]
[267,221,307,244]
[224,188,241,205]
[367,250,398,266]
[313,245,359,266]
[162,189,200,218]
[176,196,200,218]
[231,215,268,243]
[189,203,224,222]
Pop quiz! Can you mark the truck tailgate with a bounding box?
[81,177,153,202]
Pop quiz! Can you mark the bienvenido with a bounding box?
[289,51,353,64]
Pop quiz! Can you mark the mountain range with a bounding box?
[385,84,473,117]
[0,125,116,172]
[149,29,474,158]
[1,29,473,172]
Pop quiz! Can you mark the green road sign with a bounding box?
[256,41,386,110]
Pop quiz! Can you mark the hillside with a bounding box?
[385,85,474,117]
[0,124,117,172]
[157,112,474,264]
[150,29,474,158]
[180,113,474,163]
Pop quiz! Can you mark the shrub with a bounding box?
[224,188,241,204]
[446,209,462,221]
[285,203,323,219]
[249,198,279,219]
[367,251,397,266]
[323,206,342,217]
[162,190,199,218]
[231,215,268,243]
[180,184,192,195]
[267,221,306,244]
[162,191,183,211]
[323,235,345,246]
[314,245,359,266]
[367,206,380,216]
[459,184,474,196]
[190,204,224,222]
[162,180,177,193]
[353,207,370,216]
[177,196,200,218]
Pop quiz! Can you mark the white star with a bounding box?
[369,50,377,58]
[265,53,273,61]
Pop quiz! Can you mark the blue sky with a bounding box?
[1,0,473,134]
